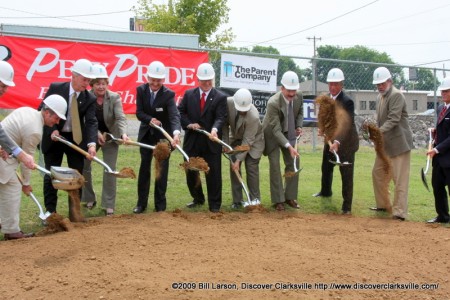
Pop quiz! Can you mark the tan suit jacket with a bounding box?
[223,98,264,161]
[0,108,43,185]
[376,85,413,157]
[262,91,303,155]
[93,90,127,138]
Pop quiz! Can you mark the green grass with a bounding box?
[18,145,436,232]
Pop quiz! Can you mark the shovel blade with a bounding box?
[421,168,430,192]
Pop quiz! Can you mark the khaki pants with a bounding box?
[0,176,22,234]
[372,151,410,218]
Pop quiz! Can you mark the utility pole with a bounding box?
[307,36,321,152]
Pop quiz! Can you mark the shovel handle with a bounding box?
[195,129,233,151]
[53,135,91,159]
[34,163,51,175]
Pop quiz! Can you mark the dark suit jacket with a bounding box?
[136,84,181,141]
[178,87,227,154]
[39,82,97,152]
[334,90,359,154]
[434,104,450,168]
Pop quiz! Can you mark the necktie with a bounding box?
[150,91,155,107]
[71,93,82,144]
[200,92,206,113]
[438,105,447,123]
[288,101,296,145]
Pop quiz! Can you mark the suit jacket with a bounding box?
[376,85,413,157]
[433,104,450,168]
[334,90,359,153]
[39,82,97,153]
[262,90,303,155]
[222,97,264,161]
[0,107,43,185]
[178,87,227,154]
[0,123,18,153]
[136,84,181,141]
[91,90,127,138]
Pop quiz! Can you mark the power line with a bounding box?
[0,9,130,19]
[242,0,379,49]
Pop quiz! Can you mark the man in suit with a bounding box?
[262,71,303,211]
[222,88,264,208]
[178,62,227,212]
[312,68,359,215]
[0,61,35,169]
[39,58,98,214]
[1,95,67,240]
[426,77,450,224]
[370,67,413,221]
[133,61,181,213]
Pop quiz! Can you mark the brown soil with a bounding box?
[233,144,250,152]
[181,157,210,173]
[118,167,136,179]
[67,190,85,222]
[0,211,448,299]
[153,142,171,179]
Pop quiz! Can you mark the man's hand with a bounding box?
[288,145,299,159]
[427,148,437,158]
[231,160,240,172]
[16,151,35,169]
[210,128,218,139]
[22,185,33,196]
[329,141,340,153]
[121,134,130,145]
[0,148,8,161]
[98,132,105,146]
[296,127,303,136]
[150,118,161,126]
[87,145,96,160]
[187,123,201,130]
[172,133,180,147]
[50,130,60,141]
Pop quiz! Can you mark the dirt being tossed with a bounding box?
[118,167,136,179]
[180,157,210,173]
[35,213,71,236]
[153,142,171,179]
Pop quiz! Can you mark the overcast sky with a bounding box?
[1,0,449,76]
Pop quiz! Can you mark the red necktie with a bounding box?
[438,106,447,123]
[200,92,206,113]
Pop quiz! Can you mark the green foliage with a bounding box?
[133,0,234,48]
[403,68,437,91]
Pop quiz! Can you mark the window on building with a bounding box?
[413,100,418,111]
[360,101,367,110]
[369,101,376,110]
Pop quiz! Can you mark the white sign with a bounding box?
[220,53,278,92]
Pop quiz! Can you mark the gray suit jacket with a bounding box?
[223,97,264,161]
[262,91,303,155]
[376,85,413,157]
[0,123,18,153]
[90,90,127,138]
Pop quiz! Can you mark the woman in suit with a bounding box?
[81,65,129,216]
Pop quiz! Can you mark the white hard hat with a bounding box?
[438,77,450,91]
[71,59,96,79]
[0,60,15,87]
[327,68,345,82]
[372,67,392,84]
[281,71,299,90]
[197,63,215,80]
[43,94,67,120]
[233,88,252,112]
[91,64,109,79]
[147,61,166,79]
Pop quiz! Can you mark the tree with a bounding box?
[312,45,404,90]
[133,0,234,48]
[403,68,436,91]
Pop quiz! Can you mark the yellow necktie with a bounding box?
[71,93,82,144]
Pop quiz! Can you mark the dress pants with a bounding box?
[82,141,119,209]
[267,146,299,204]
[372,150,410,218]
[0,176,22,234]
[230,155,260,203]
[431,160,450,221]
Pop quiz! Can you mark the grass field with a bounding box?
[16,144,438,233]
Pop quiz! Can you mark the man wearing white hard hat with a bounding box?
[262,71,303,211]
[312,68,359,215]
[38,58,98,215]
[178,62,227,212]
[223,88,264,208]
[0,94,67,239]
[133,60,181,214]
[425,77,450,224]
[0,60,35,170]
[370,67,413,221]
[81,64,129,216]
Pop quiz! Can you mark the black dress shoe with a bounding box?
[342,210,351,215]
[4,231,35,240]
[133,206,146,214]
[312,192,322,197]
[392,215,405,221]
[209,208,220,213]
[231,203,242,209]
[370,207,387,212]
[427,217,449,223]
[186,201,204,208]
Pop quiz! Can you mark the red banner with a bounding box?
[0,36,208,113]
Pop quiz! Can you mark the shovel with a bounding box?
[194,128,249,155]
[149,122,208,172]
[421,128,433,192]
[52,135,134,178]
[16,171,51,220]
[293,135,302,174]
[327,141,352,166]
[104,133,155,150]
[34,164,84,190]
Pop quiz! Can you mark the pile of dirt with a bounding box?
[0,211,448,299]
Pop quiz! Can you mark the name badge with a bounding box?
[156,108,164,112]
